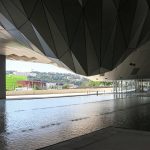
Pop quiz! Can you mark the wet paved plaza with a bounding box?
[0,94,150,149]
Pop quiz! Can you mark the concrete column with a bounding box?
[0,55,6,99]
[121,80,122,93]
[116,81,118,94]
[113,81,115,93]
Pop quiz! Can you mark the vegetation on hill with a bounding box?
[87,81,112,87]
[6,71,112,91]
[28,72,88,86]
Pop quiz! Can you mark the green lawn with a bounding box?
[6,75,27,91]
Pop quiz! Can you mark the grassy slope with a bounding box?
[6,75,27,91]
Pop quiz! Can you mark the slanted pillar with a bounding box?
[0,55,6,99]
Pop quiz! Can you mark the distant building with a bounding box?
[56,83,64,86]
[68,84,78,89]
[17,80,46,90]
[56,83,64,89]
[46,83,57,89]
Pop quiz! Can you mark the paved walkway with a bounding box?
[6,92,111,100]
[39,127,150,150]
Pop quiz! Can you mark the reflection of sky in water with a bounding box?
[6,94,114,112]
[6,95,114,132]
[0,94,150,149]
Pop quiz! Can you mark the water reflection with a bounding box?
[0,100,6,150]
[0,94,150,149]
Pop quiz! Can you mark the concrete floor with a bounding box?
[40,127,150,150]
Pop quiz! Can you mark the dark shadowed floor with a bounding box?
[39,127,150,150]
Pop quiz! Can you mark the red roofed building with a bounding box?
[17,80,46,90]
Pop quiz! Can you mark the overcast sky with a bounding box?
[6,59,74,74]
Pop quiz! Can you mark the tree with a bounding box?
[62,84,69,89]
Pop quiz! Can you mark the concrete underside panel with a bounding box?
[1,0,150,77]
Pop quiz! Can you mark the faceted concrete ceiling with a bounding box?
[0,0,150,76]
